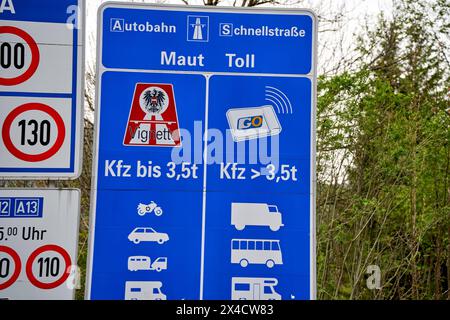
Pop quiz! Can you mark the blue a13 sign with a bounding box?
[86,4,317,301]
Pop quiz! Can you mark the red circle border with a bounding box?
[25,244,72,290]
[0,245,22,290]
[0,26,40,86]
[1,103,66,162]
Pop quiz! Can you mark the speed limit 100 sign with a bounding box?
[0,0,85,179]
[0,189,80,300]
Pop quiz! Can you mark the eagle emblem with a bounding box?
[142,89,167,114]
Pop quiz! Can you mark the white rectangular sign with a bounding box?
[0,189,80,300]
[0,0,85,179]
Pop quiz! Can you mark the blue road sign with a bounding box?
[0,0,84,179]
[87,4,317,301]
[0,197,43,218]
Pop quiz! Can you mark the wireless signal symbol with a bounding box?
[265,86,293,114]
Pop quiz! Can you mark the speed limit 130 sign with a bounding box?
[0,189,80,300]
[0,0,85,179]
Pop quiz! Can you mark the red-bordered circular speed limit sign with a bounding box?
[0,26,40,86]
[0,246,22,290]
[1,103,66,162]
[25,244,72,290]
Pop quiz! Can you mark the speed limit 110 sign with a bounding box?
[0,0,85,179]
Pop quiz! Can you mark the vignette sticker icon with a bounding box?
[123,83,181,147]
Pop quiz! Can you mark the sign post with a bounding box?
[87,4,317,300]
[0,0,85,179]
[0,189,80,300]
